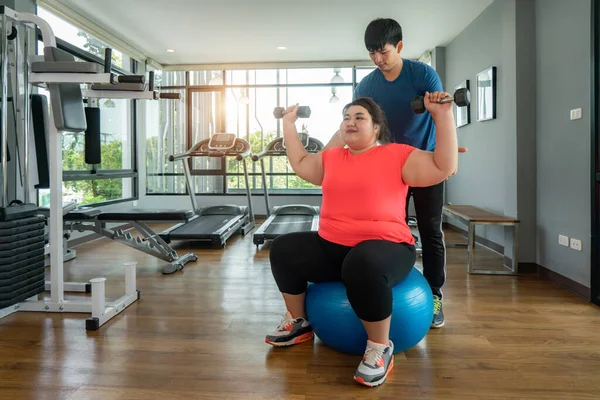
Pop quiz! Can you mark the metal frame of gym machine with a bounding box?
[251,131,321,247]
[0,7,162,330]
[29,55,197,275]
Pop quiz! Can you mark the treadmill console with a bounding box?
[282,132,310,149]
[208,133,237,151]
[265,133,323,156]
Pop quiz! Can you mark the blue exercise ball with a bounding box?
[305,267,433,355]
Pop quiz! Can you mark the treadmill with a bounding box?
[159,133,255,248]
[252,132,322,247]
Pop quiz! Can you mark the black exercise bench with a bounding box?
[62,208,198,274]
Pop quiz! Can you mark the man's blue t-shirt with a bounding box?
[354,59,443,151]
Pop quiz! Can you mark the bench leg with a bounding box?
[510,224,519,274]
[467,222,475,274]
[468,222,519,275]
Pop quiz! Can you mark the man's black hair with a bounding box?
[364,18,403,52]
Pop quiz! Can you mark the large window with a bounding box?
[36,8,131,71]
[148,67,371,196]
[145,75,187,195]
[36,7,137,207]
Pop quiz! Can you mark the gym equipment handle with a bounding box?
[160,93,181,100]
[104,48,112,73]
[236,150,251,161]
[117,75,145,84]
[104,47,151,88]
[252,150,268,161]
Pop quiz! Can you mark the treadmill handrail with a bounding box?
[252,149,277,161]
[235,148,251,161]
[169,141,203,162]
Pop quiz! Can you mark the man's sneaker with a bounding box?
[265,311,314,347]
[431,295,445,328]
[353,340,394,387]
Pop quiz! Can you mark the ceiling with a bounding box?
[55,0,494,68]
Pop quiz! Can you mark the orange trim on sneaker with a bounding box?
[292,331,314,345]
[354,357,394,388]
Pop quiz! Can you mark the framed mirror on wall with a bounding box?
[477,66,497,121]
[454,79,470,128]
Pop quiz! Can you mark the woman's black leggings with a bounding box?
[269,231,416,322]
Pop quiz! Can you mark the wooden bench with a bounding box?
[442,205,520,275]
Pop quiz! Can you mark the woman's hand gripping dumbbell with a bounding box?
[411,88,471,114]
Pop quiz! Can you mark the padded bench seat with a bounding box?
[91,82,146,92]
[63,208,193,222]
[63,209,102,221]
[443,205,520,275]
[96,209,194,221]
[31,61,104,74]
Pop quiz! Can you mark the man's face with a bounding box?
[368,43,402,71]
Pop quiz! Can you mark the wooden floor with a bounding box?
[1,224,599,399]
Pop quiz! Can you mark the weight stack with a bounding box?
[0,215,47,310]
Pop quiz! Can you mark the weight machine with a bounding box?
[0,7,181,330]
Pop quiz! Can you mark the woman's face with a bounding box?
[340,105,379,151]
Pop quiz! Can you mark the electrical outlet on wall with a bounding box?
[559,234,569,247]
[570,108,582,120]
[570,238,582,251]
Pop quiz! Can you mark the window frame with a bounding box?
[150,68,369,196]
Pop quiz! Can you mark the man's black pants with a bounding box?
[405,181,446,299]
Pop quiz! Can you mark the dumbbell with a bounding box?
[411,88,471,114]
[273,106,312,119]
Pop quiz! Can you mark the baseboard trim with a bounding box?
[516,262,538,274]
[537,265,591,301]
[442,223,590,300]
[65,219,591,301]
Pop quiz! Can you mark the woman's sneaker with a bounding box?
[265,311,314,347]
[353,340,394,387]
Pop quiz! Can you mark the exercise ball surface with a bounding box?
[305,267,433,355]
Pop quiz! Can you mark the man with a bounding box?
[324,18,460,328]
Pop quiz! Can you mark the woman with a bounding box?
[265,92,457,388]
